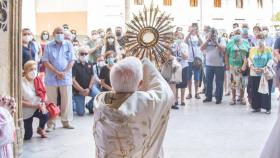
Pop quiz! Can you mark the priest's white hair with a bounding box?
[110,57,143,92]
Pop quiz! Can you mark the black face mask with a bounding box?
[116,32,122,36]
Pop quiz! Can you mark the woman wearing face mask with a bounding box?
[248,33,273,114]
[22,60,49,140]
[99,51,115,92]
[22,28,36,67]
[38,31,50,78]
[225,29,250,105]
[252,25,262,46]
[101,33,122,61]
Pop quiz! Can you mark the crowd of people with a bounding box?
[168,23,280,113]
[20,22,280,141]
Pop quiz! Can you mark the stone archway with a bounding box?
[0,0,23,157]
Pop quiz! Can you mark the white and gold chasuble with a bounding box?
[93,59,174,158]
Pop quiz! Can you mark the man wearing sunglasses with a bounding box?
[72,47,95,115]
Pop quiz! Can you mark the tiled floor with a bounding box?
[22,93,279,158]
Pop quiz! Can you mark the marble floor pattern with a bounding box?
[22,93,279,158]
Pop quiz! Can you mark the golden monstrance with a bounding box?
[125,3,175,67]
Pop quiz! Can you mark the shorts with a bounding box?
[187,62,201,81]
[176,67,188,88]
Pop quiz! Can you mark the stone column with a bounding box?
[0,0,23,157]
[125,0,131,23]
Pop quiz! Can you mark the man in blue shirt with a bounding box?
[42,26,75,130]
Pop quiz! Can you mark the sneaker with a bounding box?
[37,128,48,138]
[171,105,179,109]
[186,94,192,99]
[265,110,271,114]
[215,100,222,104]
[180,102,186,106]
[195,94,201,99]
[203,98,212,103]
[252,109,261,113]
[86,104,94,114]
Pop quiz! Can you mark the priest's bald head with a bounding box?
[110,57,143,92]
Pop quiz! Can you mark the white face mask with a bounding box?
[97,61,105,67]
[108,38,114,45]
[28,70,37,80]
[23,35,32,43]
[42,34,49,40]
[99,32,105,37]
[73,46,79,52]
[92,35,98,40]
[79,56,88,63]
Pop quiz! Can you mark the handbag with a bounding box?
[264,59,275,80]
[189,37,202,69]
[258,74,269,94]
[161,59,173,82]
[46,103,60,119]
[264,66,275,80]
[170,60,182,83]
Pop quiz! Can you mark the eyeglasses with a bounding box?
[80,52,88,56]
[23,33,31,36]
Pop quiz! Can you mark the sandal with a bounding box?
[230,99,236,105]
[195,94,201,99]
[37,128,48,138]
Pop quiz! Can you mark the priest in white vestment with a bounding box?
[259,107,280,158]
[93,57,174,158]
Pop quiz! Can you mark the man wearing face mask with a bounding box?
[84,55,105,112]
[42,26,75,130]
[97,28,105,39]
[87,30,103,64]
[115,26,125,49]
[262,26,274,48]
[72,47,95,116]
[240,23,254,47]
[225,28,250,105]
[22,28,36,67]
[92,55,105,91]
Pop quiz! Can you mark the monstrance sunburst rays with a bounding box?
[125,2,175,67]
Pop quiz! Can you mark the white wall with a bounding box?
[128,0,276,33]
[87,0,125,35]
[36,0,88,12]
[22,0,36,33]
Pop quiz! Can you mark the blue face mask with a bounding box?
[107,57,115,65]
[241,28,249,35]
[55,34,64,43]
